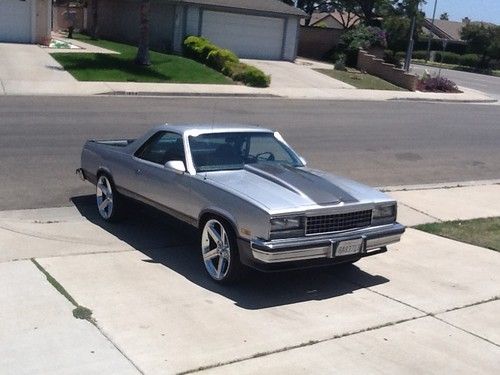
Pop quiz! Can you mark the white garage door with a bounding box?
[201,10,285,60]
[0,0,32,43]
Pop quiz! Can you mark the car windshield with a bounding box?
[189,132,303,172]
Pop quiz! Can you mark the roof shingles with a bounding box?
[178,0,306,17]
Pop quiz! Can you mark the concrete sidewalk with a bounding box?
[0,41,495,102]
[0,180,499,374]
[1,79,495,103]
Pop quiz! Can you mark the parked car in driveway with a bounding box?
[77,124,405,283]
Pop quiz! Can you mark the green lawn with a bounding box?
[416,217,500,252]
[315,68,406,91]
[50,34,232,84]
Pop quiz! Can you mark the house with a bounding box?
[89,0,306,61]
[422,18,468,42]
[0,0,52,44]
[421,17,498,43]
[302,11,360,30]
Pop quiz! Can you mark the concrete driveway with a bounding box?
[242,59,354,89]
[0,43,75,95]
[1,183,499,374]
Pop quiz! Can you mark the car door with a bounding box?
[131,131,192,218]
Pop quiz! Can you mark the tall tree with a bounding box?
[135,0,151,66]
[461,23,500,67]
[439,12,449,20]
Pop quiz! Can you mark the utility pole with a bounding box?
[426,0,438,61]
[404,1,419,72]
[404,13,417,71]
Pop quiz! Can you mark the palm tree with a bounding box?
[135,0,151,66]
[90,0,99,39]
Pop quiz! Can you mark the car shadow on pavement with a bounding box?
[72,195,389,310]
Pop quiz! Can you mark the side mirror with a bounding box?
[299,156,307,166]
[164,160,186,174]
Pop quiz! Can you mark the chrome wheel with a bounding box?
[201,219,231,281]
[96,175,114,220]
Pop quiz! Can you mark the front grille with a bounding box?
[306,210,372,235]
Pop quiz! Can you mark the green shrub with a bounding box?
[412,50,428,60]
[434,51,461,64]
[334,53,347,71]
[183,36,217,62]
[207,48,239,71]
[183,36,270,87]
[384,50,402,68]
[338,25,388,67]
[459,53,480,67]
[395,51,406,60]
[224,62,270,87]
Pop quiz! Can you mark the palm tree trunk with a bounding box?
[135,0,151,66]
[91,0,99,39]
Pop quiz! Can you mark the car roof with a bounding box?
[156,123,274,135]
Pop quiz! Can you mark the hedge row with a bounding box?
[396,50,483,68]
[183,36,270,87]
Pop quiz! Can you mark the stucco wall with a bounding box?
[185,5,200,36]
[357,49,418,91]
[282,17,299,61]
[92,0,299,59]
[35,0,51,45]
[98,0,175,52]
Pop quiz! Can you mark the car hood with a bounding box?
[205,163,390,212]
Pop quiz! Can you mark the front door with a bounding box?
[131,131,191,218]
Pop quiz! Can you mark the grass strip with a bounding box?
[416,217,500,252]
[31,258,94,321]
[413,59,500,77]
[315,68,406,91]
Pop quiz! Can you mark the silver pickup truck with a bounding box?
[77,124,405,283]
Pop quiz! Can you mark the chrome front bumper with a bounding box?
[250,223,405,264]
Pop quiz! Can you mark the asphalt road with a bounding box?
[0,96,499,210]
[411,63,500,101]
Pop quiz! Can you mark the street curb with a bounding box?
[99,91,279,98]
[379,179,500,192]
[93,91,498,103]
[388,97,498,104]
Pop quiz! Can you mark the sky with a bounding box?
[421,0,500,24]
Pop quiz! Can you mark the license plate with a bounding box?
[335,238,363,256]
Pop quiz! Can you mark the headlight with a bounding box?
[270,216,303,232]
[372,204,396,220]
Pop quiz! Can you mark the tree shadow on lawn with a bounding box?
[71,195,389,310]
[54,53,173,81]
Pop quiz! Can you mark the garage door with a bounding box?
[201,11,285,60]
[0,0,32,43]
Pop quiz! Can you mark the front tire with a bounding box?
[201,217,243,283]
[96,174,122,222]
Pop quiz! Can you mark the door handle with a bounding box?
[135,168,142,175]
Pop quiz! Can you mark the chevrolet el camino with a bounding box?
[77,124,405,283]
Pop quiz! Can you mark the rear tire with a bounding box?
[200,217,244,284]
[96,174,123,222]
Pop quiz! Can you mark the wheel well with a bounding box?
[96,169,114,184]
[199,212,237,236]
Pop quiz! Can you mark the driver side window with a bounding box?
[135,132,185,165]
[247,135,291,162]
